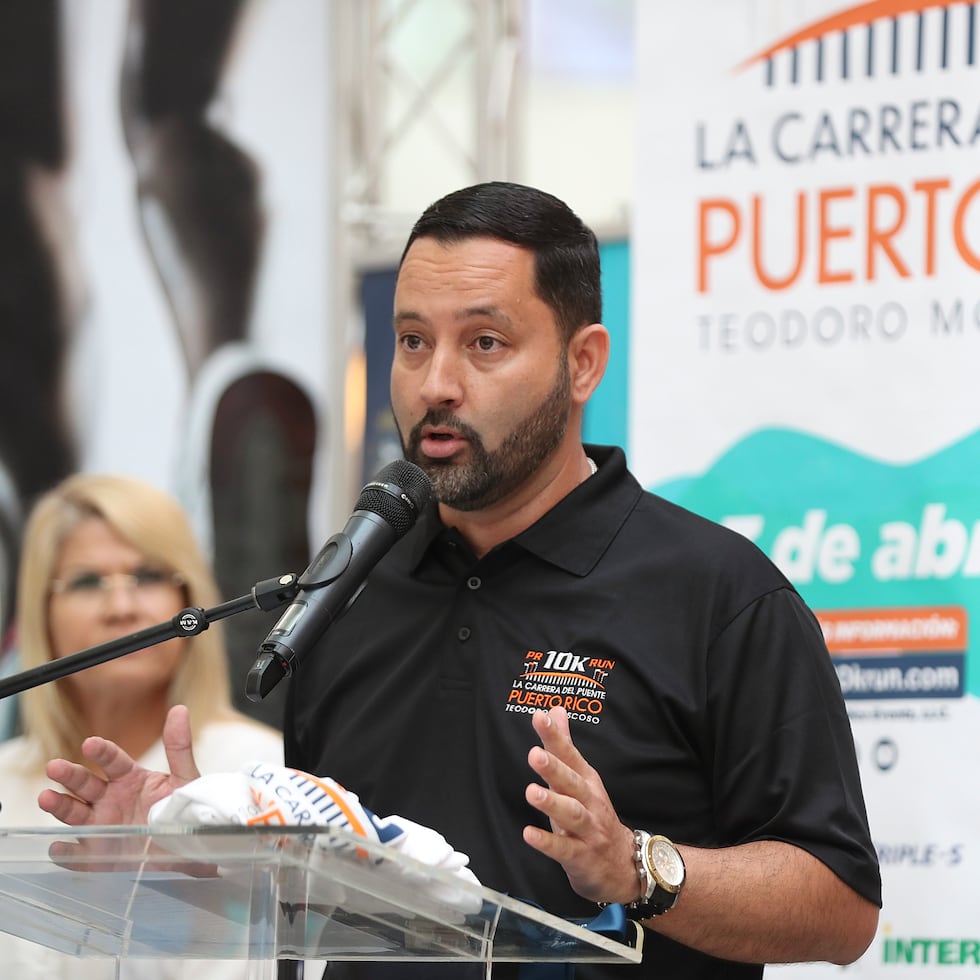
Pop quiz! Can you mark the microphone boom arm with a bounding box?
[0,574,301,700]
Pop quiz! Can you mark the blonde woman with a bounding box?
[0,472,283,979]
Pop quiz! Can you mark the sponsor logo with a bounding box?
[883,935,980,965]
[503,649,615,726]
[856,735,901,771]
[737,1,977,86]
[877,841,964,867]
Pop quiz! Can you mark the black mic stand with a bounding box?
[0,572,304,980]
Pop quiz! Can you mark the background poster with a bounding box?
[0,0,332,726]
[635,1,980,972]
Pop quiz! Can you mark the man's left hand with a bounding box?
[523,706,639,905]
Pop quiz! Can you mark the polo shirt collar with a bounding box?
[403,445,643,577]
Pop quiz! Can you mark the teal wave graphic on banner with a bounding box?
[653,427,980,696]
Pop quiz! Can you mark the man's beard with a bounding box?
[398,358,572,512]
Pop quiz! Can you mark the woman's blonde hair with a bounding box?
[17,473,240,766]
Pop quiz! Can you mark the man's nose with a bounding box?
[419,349,463,406]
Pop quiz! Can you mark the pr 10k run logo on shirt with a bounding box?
[503,648,615,725]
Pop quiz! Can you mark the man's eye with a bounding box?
[475,336,501,351]
[400,334,424,351]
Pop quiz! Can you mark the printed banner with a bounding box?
[635,2,980,973]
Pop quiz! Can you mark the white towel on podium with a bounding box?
[148,760,483,915]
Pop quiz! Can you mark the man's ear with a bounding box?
[568,324,610,406]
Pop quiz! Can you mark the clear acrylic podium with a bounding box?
[0,824,641,977]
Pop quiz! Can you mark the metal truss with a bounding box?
[325,0,525,514]
[333,0,524,259]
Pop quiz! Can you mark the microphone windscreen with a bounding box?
[355,459,433,534]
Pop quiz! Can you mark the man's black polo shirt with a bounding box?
[285,444,881,979]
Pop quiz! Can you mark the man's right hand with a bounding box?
[38,704,202,826]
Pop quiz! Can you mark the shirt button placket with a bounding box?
[458,576,481,643]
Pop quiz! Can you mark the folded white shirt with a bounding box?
[148,761,483,916]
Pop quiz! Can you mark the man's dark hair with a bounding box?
[400,181,602,343]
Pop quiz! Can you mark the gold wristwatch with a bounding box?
[625,830,686,920]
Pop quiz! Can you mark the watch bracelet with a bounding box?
[624,828,654,917]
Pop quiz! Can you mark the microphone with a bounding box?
[245,459,433,701]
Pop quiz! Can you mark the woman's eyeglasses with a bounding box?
[49,567,185,600]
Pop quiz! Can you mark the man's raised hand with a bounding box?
[38,704,201,826]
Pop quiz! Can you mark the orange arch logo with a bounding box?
[737,1,977,82]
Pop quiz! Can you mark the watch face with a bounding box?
[649,838,685,888]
